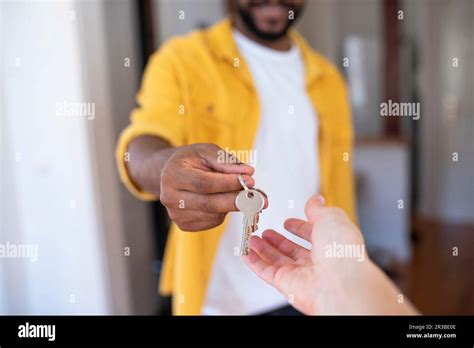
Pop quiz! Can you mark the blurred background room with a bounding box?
[1,0,473,315]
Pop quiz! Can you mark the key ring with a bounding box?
[238,174,250,193]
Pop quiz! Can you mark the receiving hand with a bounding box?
[243,195,417,315]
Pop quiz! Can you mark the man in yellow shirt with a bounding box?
[116,0,356,315]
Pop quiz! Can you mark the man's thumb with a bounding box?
[204,145,255,175]
[304,195,326,223]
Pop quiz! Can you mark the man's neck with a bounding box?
[232,16,291,52]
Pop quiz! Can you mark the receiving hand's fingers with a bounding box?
[175,170,255,194]
[283,218,312,242]
[249,236,293,267]
[242,249,279,286]
[304,194,327,223]
[262,229,310,260]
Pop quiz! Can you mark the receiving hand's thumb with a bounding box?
[304,194,326,223]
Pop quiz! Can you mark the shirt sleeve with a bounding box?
[115,40,186,201]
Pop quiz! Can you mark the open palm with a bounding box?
[243,195,418,315]
[243,195,369,315]
[245,217,319,314]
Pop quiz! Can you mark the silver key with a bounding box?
[235,187,265,256]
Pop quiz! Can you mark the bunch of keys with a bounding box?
[236,174,266,255]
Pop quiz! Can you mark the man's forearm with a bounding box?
[126,135,177,197]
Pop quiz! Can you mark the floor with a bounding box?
[392,218,474,315]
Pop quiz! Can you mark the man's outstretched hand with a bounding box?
[243,195,418,315]
[159,143,259,231]
[127,138,268,232]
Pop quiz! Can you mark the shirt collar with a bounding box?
[205,18,325,87]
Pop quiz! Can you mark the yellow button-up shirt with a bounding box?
[116,18,356,315]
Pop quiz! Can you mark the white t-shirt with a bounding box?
[202,30,319,315]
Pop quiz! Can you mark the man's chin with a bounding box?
[252,26,289,40]
[256,31,288,41]
[236,6,294,41]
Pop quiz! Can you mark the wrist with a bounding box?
[144,146,178,192]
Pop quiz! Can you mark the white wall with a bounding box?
[1,0,111,314]
[355,143,411,263]
[2,0,157,315]
[77,0,157,315]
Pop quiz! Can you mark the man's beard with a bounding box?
[236,2,302,41]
